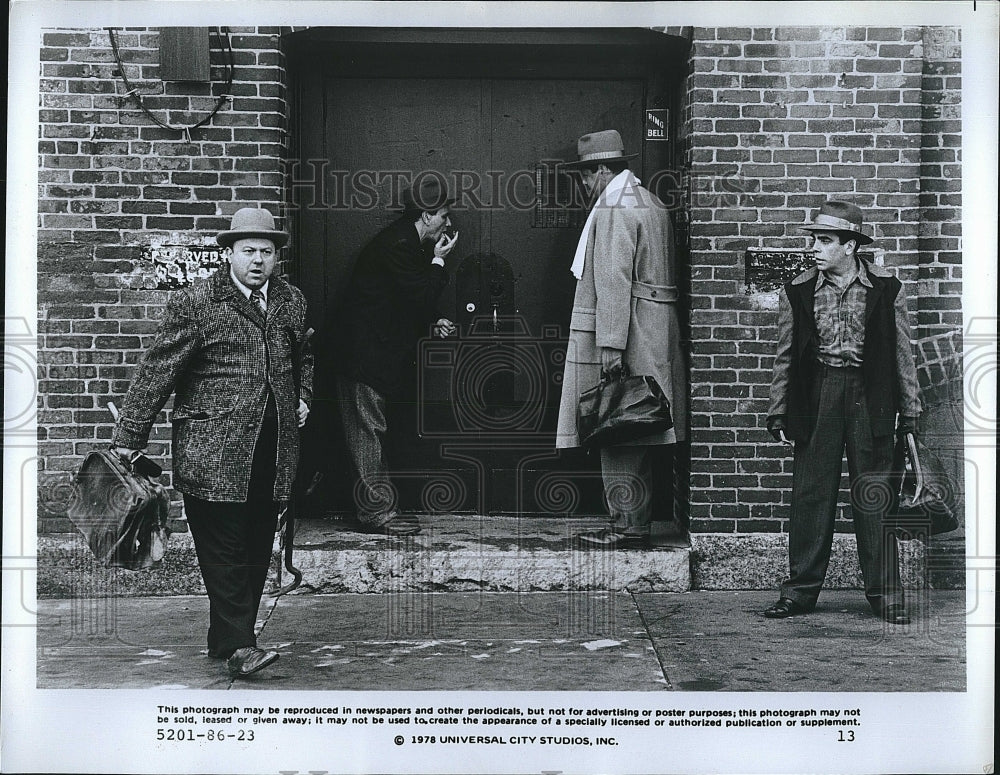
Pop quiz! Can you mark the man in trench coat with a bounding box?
[112,208,313,677]
[555,130,687,548]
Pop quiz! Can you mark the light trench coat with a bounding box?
[555,184,686,448]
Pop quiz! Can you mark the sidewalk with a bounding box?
[36,590,966,692]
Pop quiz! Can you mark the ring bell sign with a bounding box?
[645,109,669,142]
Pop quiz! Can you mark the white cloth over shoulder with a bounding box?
[570,170,643,280]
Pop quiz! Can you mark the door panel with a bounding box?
[318,77,489,324]
[299,68,654,514]
[486,79,644,512]
[314,78,490,513]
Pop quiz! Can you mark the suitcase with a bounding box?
[67,449,171,570]
[885,432,960,539]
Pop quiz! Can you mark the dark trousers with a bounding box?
[781,365,902,609]
[184,404,279,659]
[334,376,397,525]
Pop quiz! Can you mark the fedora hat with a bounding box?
[800,200,873,245]
[562,129,638,169]
[400,175,455,213]
[217,208,289,249]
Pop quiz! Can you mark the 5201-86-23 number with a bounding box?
[156,729,256,742]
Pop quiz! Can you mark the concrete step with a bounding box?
[37,515,961,598]
[38,515,691,597]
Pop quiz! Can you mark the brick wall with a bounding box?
[37,27,292,530]
[36,26,964,536]
[683,26,963,533]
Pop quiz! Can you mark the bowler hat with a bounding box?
[561,129,638,169]
[401,176,455,213]
[217,208,289,249]
[800,200,873,245]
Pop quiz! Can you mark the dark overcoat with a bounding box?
[337,215,448,397]
[555,184,687,448]
[112,269,314,502]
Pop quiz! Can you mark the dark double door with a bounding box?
[290,30,685,515]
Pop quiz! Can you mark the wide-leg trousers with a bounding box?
[183,405,279,659]
[334,376,397,525]
[601,446,655,534]
[780,364,903,609]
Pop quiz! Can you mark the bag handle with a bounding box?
[901,431,924,502]
[599,363,631,384]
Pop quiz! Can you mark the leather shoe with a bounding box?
[763,597,813,619]
[878,604,911,625]
[358,516,421,537]
[227,646,279,678]
[575,529,649,549]
[576,529,624,549]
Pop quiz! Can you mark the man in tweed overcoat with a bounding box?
[555,130,687,548]
[112,208,313,677]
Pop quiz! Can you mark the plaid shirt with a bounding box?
[813,259,871,368]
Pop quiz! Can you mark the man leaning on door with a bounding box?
[332,177,460,537]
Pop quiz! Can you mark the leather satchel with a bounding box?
[886,432,960,538]
[577,367,673,447]
[67,449,171,570]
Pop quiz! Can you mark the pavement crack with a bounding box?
[629,590,673,690]
[254,594,282,639]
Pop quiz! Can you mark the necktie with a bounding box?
[250,289,266,316]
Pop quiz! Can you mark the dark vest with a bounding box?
[784,268,901,442]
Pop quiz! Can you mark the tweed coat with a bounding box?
[337,215,448,397]
[112,269,314,502]
[555,184,686,448]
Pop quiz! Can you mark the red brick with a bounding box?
[710,27,749,40]
[141,186,193,200]
[715,119,762,133]
[773,27,821,41]
[743,43,792,58]
[868,28,903,42]
[830,135,875,148]
[857,58,903,73]
[122,200,168,214]
[833,105,876,119]
[145,216,196,230]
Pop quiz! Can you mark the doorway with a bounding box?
[287,28,689,516]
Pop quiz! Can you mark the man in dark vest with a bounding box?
[764,200,921,625]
